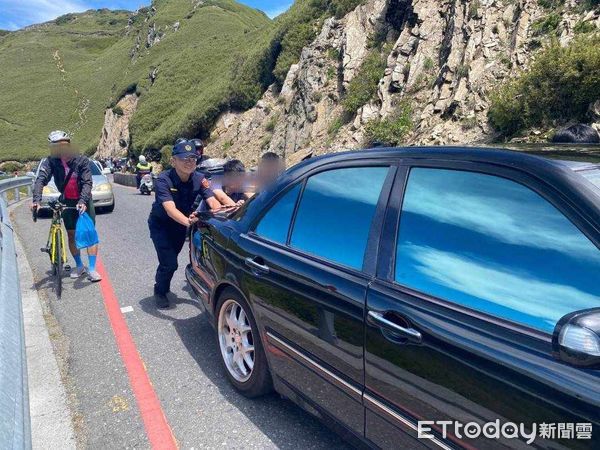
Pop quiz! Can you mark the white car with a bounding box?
[32,159,115,213]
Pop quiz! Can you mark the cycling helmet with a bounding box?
[48,130,70,143]
[139,155,147,164]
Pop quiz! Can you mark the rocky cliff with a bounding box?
[96,94,138,159]
[206,0,600,166]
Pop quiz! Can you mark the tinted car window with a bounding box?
[90,162,101,176]
[291,167,389,270]
[255,183,301,244]
[395,168,600,333]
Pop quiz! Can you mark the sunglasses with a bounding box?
[175,156,197,163]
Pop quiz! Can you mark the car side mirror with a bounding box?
[552,308,600,368]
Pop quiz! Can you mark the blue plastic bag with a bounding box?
[75,212,99,249]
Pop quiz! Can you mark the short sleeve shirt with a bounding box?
[149,169,213,226]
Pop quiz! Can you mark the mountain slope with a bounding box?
[205,0,600,166]
[0,0,271,161]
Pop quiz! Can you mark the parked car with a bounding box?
[34,158,115,213]
[186,147,599,449]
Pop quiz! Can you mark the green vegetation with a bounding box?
[328,116,344,136]
[0,1,271,161]
[531,13,562,36]
[574,20,596,34]
[112,106,124,116]
[342,50,386,115]
[364,102,412,146]
[488,34,600,136]
[265,113,279,132]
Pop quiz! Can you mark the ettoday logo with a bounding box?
[418,420,593,444]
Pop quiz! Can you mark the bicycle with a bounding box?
[33,200,77,299]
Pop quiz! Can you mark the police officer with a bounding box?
[148,140,221,309]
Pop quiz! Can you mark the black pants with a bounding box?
[149,220,187,296]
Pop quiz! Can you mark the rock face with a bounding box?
[95,94,138,159]
[206,0,597,166]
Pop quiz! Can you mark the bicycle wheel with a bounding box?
[54,229,63,299]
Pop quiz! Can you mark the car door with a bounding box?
[229,162,396,438]
[365,162,600,449]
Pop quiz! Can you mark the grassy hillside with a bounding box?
[0,0,271,161]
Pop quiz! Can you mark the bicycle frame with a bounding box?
[47,216,67,265]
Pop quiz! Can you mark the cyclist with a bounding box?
[135,155,152,188]
[31,131,102,282]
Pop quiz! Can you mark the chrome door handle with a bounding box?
[368,311,422,343]
[245,257,270,274]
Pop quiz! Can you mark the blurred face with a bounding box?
[258,160,283,185]
[49,141,78,160]
[223,172,245,192]
[171,155,197,175]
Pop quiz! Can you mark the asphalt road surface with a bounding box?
[12,180,349,449]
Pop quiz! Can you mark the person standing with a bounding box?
[31,130,102,282]
[148,140,221,308]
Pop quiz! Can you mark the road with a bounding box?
[11,181,349,449]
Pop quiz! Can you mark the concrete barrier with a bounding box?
[113,173,138,187]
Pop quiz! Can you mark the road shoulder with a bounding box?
[14,231,76,450]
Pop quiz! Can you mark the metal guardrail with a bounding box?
[0,176,33,450]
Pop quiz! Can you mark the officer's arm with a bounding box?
[162,201,193,227]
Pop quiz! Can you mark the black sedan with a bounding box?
[186,147,600,449]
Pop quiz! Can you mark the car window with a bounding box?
[255,184,302,244]
[290,166,390,270]
[89,162,101,175]
[395,168,600,333]
[579,168,600,189]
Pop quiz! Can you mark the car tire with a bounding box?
[215,288,272,398]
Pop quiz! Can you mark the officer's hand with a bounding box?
[188,216,199,226]
[76,202,87,214]
[235,200,245,206]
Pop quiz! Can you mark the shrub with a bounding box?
[468,0,480,20]
[574,21,596,34]
[265,114,279,132]
[160,145,172,169]
[274,22,318,83]
[364,102,412,146]
[538,0,565,9]
[112,105,124,116]
[531,14,561,36]
[488,34,600,136]
[423,57,434,71]
[342,51,386,115]
[328,116,344,136]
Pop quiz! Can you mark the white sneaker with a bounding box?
[88,271,102,282]
[70,266,88,279]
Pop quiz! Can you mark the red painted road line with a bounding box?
[96,257,178,450]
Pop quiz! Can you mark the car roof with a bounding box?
[286,146,568,178]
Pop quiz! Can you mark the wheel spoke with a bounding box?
[229,305,237,328]
[238,309,247,328]
[243,351,254,370]
[236,354,248,376]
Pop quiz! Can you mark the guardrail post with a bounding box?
[15,187,21,202]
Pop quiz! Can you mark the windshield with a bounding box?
[89,162,102,176]
[579,169,600,189]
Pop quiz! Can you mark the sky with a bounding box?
[0,0,293,30]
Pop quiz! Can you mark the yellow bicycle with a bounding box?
[33,200,76,299]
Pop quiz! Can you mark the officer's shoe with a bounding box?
[154,293,170,309]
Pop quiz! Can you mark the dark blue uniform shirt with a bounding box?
[149,169,213,228]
